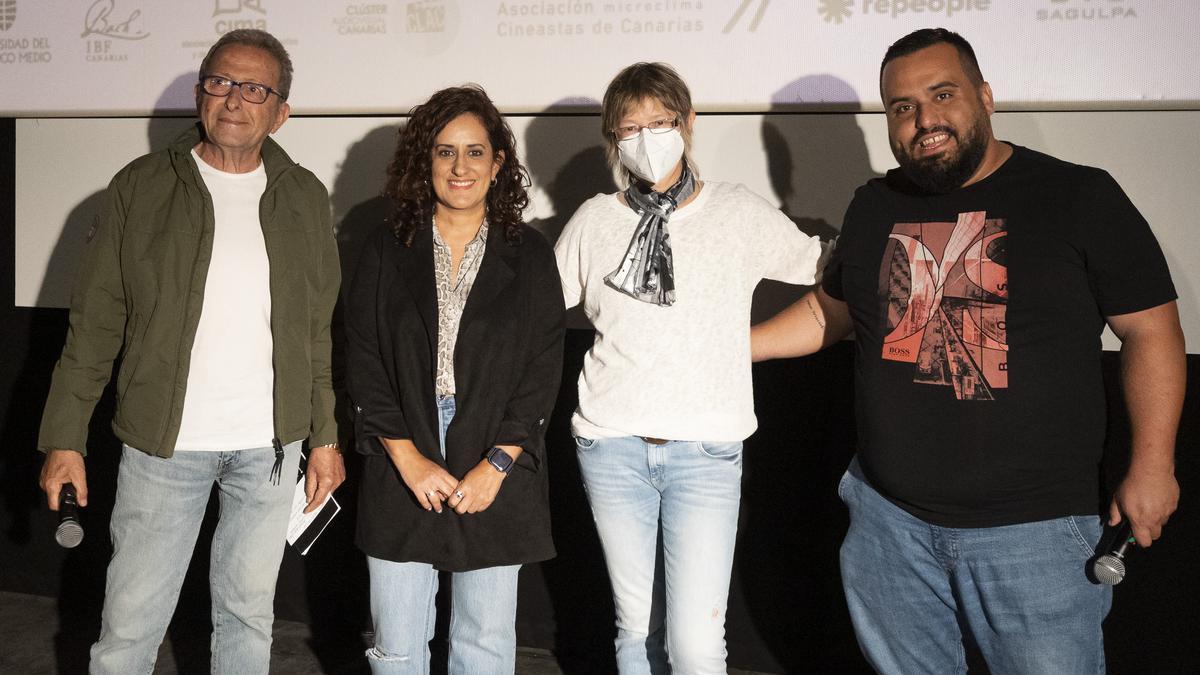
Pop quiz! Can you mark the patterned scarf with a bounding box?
[604,162,696,306]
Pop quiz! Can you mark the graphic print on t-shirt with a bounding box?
[878,211,1007,401]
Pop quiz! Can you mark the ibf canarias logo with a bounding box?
[819,0,854,24]
[0,0,16,32]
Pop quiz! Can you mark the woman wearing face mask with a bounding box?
[553,63,826,674]
[346,85,565,673]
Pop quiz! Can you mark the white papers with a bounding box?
[286,467,341,556]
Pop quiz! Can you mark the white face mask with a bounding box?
[617,128,685,185]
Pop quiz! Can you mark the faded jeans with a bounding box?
[575,435,743,675]
[90,441,301,675]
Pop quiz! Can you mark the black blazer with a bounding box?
[345,220,565,571]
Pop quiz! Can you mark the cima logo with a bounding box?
[0,0,15,32]
[213,0,266,33]
[819,0,854,24]
[213,0,264,17]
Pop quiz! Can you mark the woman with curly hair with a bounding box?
[345,85,565,673]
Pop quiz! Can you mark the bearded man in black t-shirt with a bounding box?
[753,28,1185,674]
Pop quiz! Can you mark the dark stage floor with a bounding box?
[0,590,565,674]
[0,591,774,674]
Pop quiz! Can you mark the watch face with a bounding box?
[488,447,514,473]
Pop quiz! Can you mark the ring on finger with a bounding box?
[454,490,465,500]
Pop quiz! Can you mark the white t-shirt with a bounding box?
[555,181,825,442]
[174,151,275,451]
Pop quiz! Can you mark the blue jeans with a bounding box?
[366,558,521,674]
[838,461,1112,674]
[575,435,743,675]
[366,395,522,674]
[90,442,302,675]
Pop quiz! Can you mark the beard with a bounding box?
[895,117,990,194]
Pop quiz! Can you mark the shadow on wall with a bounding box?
[35,73,197,308]
[735,75,879,673]
[521,99,621,672]
[751,74,880,323]
[285,122,401,672]
[522,99,615,248]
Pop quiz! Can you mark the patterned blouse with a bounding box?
[433,219,489,396]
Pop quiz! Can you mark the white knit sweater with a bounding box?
[555,181,825,442]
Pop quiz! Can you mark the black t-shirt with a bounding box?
[823,144,1177,527]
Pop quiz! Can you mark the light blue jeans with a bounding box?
[575,435,743,675]
[366,557,521,674]
[838,461,1112,674]
[90,441,302,675]
[365,395,522,674]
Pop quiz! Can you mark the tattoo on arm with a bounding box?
[806,296,825,330]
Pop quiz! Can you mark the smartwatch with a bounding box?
[486,446,515,475]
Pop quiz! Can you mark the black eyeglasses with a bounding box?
[199,75,285,104]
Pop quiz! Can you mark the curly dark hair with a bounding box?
[383,85,530,246]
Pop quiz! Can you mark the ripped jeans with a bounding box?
[365,557,520,674]
[365,395,521,674]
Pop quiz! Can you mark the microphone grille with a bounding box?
[1092,554,1126,586]
[55,521,84,549]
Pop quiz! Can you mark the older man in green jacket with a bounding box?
[36,29,343,674]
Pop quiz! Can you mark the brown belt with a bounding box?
[640,436,669,445]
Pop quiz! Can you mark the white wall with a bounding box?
[2,1,1197,115]
[15,109,1200,352]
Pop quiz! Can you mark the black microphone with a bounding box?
[1091,520,1135,586]
[55,483,84,549]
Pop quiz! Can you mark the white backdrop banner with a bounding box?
[1,0,1197,115]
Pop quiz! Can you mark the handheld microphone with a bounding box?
[1091,520,1134,586]
[55,483,84,549]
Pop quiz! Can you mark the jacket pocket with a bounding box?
[115,313,147,401]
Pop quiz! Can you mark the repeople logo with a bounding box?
[818,0,854,23]
[723,0,770,32]
[1036,0,1139,21]
[0,0,15,32]
[819,0,992,24]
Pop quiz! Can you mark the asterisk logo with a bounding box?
[818,0,853,24]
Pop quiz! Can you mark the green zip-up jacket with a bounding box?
[37,124,340,458]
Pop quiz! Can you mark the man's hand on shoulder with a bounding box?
[304,444,345,514]
[39,449,88,510]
